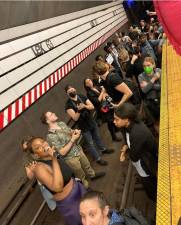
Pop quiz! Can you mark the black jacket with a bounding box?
[123,121,158,176]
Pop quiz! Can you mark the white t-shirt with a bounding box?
[122,36,130,43]
[106,54,114,64]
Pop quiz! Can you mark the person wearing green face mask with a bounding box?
[144,65,153,74]
[138,57,161,124]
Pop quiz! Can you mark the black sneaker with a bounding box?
[96,159,108,166]
[102,148,114,154]
[90,172,106,180]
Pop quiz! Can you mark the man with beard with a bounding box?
[41,111,106,188]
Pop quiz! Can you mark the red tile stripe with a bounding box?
[0,111,4,129]
[0,23,123,131]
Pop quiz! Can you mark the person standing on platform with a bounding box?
[139,33,157,62]
[138,56,161,122]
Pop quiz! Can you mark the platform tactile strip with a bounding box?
[156,41,181,225]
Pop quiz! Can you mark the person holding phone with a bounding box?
[24,137,86,225]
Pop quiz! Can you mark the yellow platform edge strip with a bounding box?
[167,44,181,225]
[156,42,171,225]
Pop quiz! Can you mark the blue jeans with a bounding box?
[82,122,106,160]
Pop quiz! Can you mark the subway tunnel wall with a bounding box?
[0,1,129,214]
[0,1,110,30]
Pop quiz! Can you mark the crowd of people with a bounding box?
[21,12,164,225]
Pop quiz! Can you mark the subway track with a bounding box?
[1,123,156,225]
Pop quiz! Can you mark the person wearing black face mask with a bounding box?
[84,78,121,142]
[65,85,114,166]
[69,91,77,98]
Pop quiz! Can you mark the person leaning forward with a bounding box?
[93,61,133,109]
[40,111,106,188]
[114,103,158,201]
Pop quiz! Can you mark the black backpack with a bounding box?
[112,207,150,225]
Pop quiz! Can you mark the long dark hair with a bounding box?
[25,136,44,154]
[115,103,140,123]
[21,136,34,152]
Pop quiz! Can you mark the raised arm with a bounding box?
[84,99,95,110]
[114,82,133,107]
[58,130,81,156]
[59,130,80,156]
[98,87,108,102]
[34,148,64,193]
[67,108,81,121]
[25,165,35,180]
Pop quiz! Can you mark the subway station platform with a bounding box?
[157,42,181,225]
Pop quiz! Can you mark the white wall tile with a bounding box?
[15,49,34,65]
[0,88,18,110]
[0,54,20,75]
[12,77,34,97]
[0,43,14,59]
[6,66,28,88]
[22,59,40,74]
[0,5,127,111]
[28,69,47,87]
[0,77,11,93]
